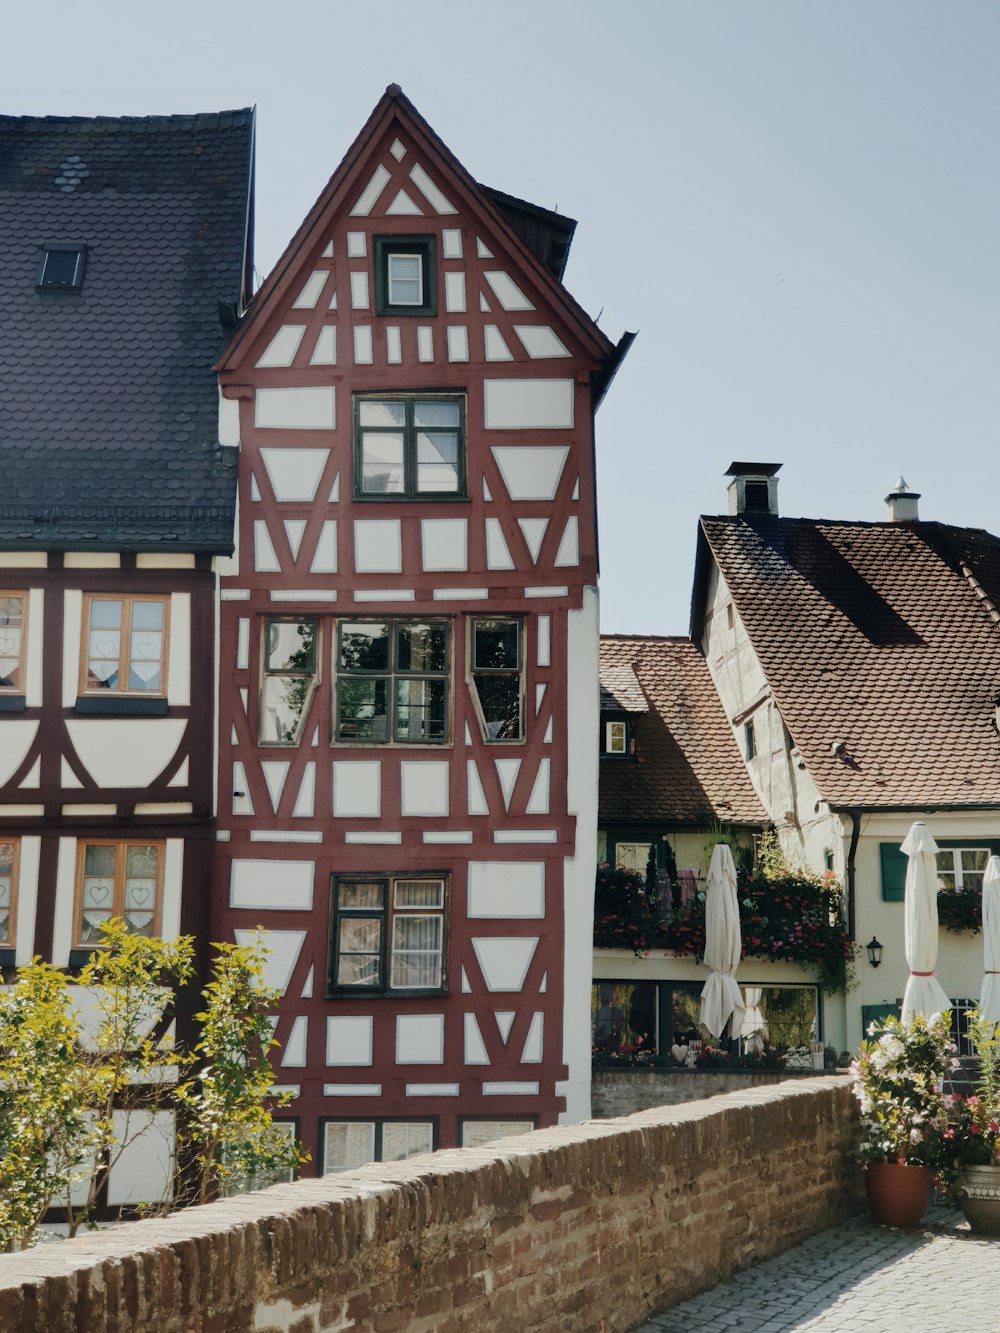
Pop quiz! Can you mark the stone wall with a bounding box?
[591,1068,845,1118]
[0,1078,862,1333]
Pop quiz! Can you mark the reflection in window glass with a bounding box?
[0,595,25,691]
[261,620,317,745]
[471,618,522,741]
[0,840,15,944]
[337,620,449,744]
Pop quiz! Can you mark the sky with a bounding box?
[6,1,999,633]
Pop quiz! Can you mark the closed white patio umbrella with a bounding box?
[980,855,1000,1023]
[900,821,951,1023]
[699,843,746,1039]
[740,987,767,1051]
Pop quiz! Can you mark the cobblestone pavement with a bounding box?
[633,1202,999,1332]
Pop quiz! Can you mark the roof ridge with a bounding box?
[701,512,1000,541]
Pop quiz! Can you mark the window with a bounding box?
[469,617,523,742]
[460,1121,535,1148]
[36,242,87,291]
[75,842,162,946]
[221,1121,298,1195]
[322,1119,434,1173]
[0,593,26,692]
[260,618,318,745]
[744,721,755,760]
[82,595,168,695]
[336,619,449,743]
[604,720,629,755]
[881,838,1000,902]
[0,839,18,949]
[936,847,989,892]
[374,235,436,316]
[354,393,464,498]
[328,875,446,992]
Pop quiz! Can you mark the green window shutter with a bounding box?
[879,842,907,902]
[861,1003,901,1037]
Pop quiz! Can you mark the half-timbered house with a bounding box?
[0,109,254,1207]
[212,86,632,1171]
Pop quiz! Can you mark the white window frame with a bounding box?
[321,1119,434,1173]
[386,252,424,307]
[935,846,990,892]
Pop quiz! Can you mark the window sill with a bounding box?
[325,988,449,1001]
[0,695,27,713]
[75,696,169,716]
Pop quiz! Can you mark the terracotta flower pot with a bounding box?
[864,1162,934,1228]
[958,1164,1000,1236]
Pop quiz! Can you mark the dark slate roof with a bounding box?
[599,636,767,827]
[697,515,1000,809]
[480,186,576,282]
[0,110,253,549]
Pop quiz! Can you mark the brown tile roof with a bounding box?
[698,515,1000,809]
[599,635,767,826]
[599,661,648,714]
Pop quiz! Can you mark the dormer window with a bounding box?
[374,235,436,317]
[603,719,631,756]
[36,242,87,291]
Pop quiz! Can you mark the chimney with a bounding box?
[885,476,920,522]
[725,462,781,517]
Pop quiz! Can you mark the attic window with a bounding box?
[36,243,86,291]
[374,235,436,317]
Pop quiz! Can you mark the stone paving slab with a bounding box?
[633,1202,999,1332]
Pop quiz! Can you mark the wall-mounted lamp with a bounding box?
[866,936,883,968]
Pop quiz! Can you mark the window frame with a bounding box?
[334,617,451,746]
[327,873,449,996]
[459,1119,536,1148]
[320,1117,437,1174]
[353,391,466,501]
[73,839,164,949]
[373,234,436,317]
[468,616,525,744]
[603,718,629,756]
[744,721,756,760]
[258,616,321,747]
[0,837,19,951]
[36,242,87,291]
[80,594,170,698]
[0,591,28,696]
[935,846,990,892]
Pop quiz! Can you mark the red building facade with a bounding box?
[212,88,629,1172]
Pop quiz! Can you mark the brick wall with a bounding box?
[591,1068,844,1118]
[0,1078,862,1333]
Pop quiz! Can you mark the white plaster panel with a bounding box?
[353,589,414,602]
[467,760,489,816]
[445,272,466,312]
[253,521,280,572]
[386,326,402,363]
[281,1015,308,1067]
[535,683,546,715]
[472,937,538,992]
[0,721,38,785]
[230,859,314,911]
[0,552,46,568]
[386,188,422,215]
[344,831,401,844]
[350,271,370,308]
[137,554,196,569]
[491,446,569,501]
[250,475,261,501]
[231,762,254,816]
[310,326,337,365]
[525,758,550,815]
[251,830,322,843]
[536,615,551,668]
[14,835,40,964]
[218,389,240,447]
[417,327,433,361]
[400,761,449,817]
[467,861,545,919]
[301,965,314,998]
[442,229,462,258]
[346,231,367,257]
[479,291,491,312]
[62,590,82,707]
[554,516,580,567]
[495,1011,515,1042]
[261,760,289,812]
[18,756,40,788]
[351,164,390,215]
[310,522,338,574]
[65,720,186,789]
[483,271,533,310]
[292,763,316,817]
[329,472,340,503]
[323,1082,381,1096]
[328,288,338,310]
[483,380,574,430]
[234,929,306,994]
[409,163,456,213]
[354,519,402,573]
[484,325,513,361]
[25,588,43,707]
[167,757,189,788]
[421,518,467,572]
[61,757,83,788]
[433,588,487,601]
[321,240,334,257]
[51,838,76,966]
[476,238,494,258]
[256,325,306,368]
[495,758,521,810]
[485,518,515,570]
[395,1013,445,1064]
[107,1110,174,1205]
[353,326,373,365]
[237,618,250,671]
[518,517,548,563]
[166,592,190,706]
[406,1083,458,1097]
[292,271,328,309]
[390,138,406,161]
[462,967,471,993]
[332,760,381,817]
[327,1015,373,1065]
[423,831,473,844]
[255,387,336,431]
[284,520,306,560]
[514,325,570,358]
[493,829,557,844]
[446,326,469,361]
[161,839,183,940]
[64,552,119,568]
[260,449,330,503]
[482,478,493,501]
[483,1081,539,1096]
[526,585,568,598]
[464,1013,490,1064]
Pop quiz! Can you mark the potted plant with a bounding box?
[941,1010,1000,1234]
[851,1012,956,1227]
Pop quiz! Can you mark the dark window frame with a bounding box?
[353,391,466,501]
[36,242,87,291]
[327,872,449,997]
[335,617,451,745]
[468,615,524,744]
[373,234,437,317]
[319,1116,438,1174]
